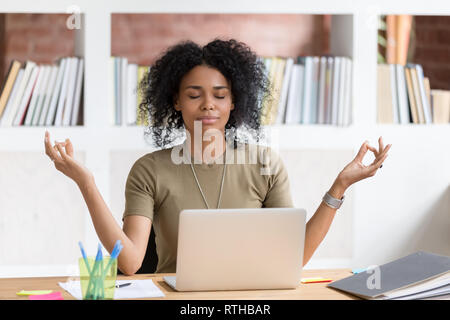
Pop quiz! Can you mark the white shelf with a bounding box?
[2,0,450,15]
[1,124,448,151]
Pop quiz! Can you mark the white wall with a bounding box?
[0,0,449,277]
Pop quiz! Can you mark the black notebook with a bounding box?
[327,251,450,300]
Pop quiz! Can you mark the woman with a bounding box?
[44,39,391,275]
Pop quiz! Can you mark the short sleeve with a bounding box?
[262,148,294,208]
[122,156,156,221]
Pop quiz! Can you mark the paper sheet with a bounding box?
[58,279,165,300]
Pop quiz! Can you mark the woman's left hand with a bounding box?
[337,136,392,189]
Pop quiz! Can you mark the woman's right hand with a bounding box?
[44,131,94,187]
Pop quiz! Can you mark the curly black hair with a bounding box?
[138,38,272,149]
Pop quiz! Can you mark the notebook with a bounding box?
[327,251,450,300]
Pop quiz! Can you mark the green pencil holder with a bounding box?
[78,257,117,300]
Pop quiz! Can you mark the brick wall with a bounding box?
[0,13,328,81]
[1,13,75,76]
[1,13,450,91]
[111,14,329,65]
[413,16,450,90]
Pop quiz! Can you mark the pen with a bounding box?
[115,282,132,289]
[78,241,91,274]
[103,240,123,274]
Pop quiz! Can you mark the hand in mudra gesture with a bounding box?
[44,131,93,186]
[337,136,392,189]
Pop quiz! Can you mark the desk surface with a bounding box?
[0,269,358,300]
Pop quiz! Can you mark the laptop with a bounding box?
[163,208,306,291]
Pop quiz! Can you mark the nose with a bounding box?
[201,98,215,111]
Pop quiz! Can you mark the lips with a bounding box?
[196,116,220,124]
[196,116,220,120]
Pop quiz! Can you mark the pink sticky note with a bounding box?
[29,291,64,300]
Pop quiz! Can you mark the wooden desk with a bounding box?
[0,269,358,300]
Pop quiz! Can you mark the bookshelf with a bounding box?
[0,0,449,278]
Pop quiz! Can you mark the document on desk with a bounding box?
[58,279,165,300]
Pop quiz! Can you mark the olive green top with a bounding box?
[123,141,293,273]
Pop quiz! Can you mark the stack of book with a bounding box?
[328,251,450,300]
[110,56,150,126]
[0,57,84,127]
[260,55,353,126]
[377,63,450,124]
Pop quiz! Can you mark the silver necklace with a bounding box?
[190,151,227,209]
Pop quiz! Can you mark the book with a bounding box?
[328,251,450,300]
[404,67,419,124]
[121,57,128,126]
[13,65,40,126]
[31,65,52,126]
[331,57,341,126]
[377,64,394,123]
[341,57,353,126]
[317,57,327,124]
[337,57,349,126]
[70,58,84,126]
[24,65,49,126]
[284,63,303,124]
[423,77,431,112]
[300,56,313,124]
[324,57,334,124]
[408,65,425,124]
[127,63,138,125]
[62,57,79,126]
[0,69,24,126]
[115,57,121,125]
[45,58,67,126]
[36,65,58,126]
[414,64,432,124]
[109,57,116,125]
[276,57,294,125]
[389,64,399,123]
[4,61,36,126]
[430,90,450,123]
[0,60,21,119]
[310,56,320,124]
[53,57,72,126]
[395,64,410,124]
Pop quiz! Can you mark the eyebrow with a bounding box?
[184,85,229,90]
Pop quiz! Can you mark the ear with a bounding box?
[230,103,235,111]
[174,96,181,111]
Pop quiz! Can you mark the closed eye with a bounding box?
[189,95,200,99]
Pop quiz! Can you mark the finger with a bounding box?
[55,142,69,161]
[355,141,370,162]
[367,144,378,157]
[65,138,74,157]
[44,132,60,161]
[370,152,388,170]
[378,136,384,154]
[374,144,392,162]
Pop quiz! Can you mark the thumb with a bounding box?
[355,141,370,162]
[65,139,74,157]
